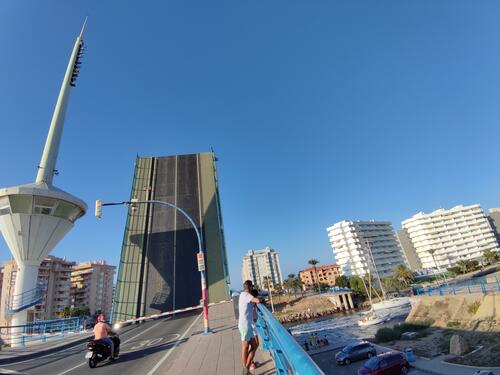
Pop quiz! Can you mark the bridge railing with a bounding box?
[256,304,324,375]
[0,317,85,347]
[415,275,500,297]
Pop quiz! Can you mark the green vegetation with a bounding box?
[383,265,415,292]
[60,306,90,318]
[467,300,481,315]
[375,321,432,343]
[307,259,320,292]
[335,275,350,288]
[446,321,462,328]
[447,259,480,276]
[483,249,500,265]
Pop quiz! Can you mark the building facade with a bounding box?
[327,220,407,278]
[402,204,500,270]
[396,229,422,271]
[112,153,231,322]
[71,260,115,317]
[241,247,283,290]
[488,208,500,246]
[0,256,74,324]
[299,264,340,289]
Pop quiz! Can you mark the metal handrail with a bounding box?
[5,285,45,314]
[256,304,324,375]
[416,275,500,296]
[0,317,84,347]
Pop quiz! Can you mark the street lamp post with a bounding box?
[96,199,211,335]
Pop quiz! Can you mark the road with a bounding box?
[313,348,433,375]
[4,312,200,375]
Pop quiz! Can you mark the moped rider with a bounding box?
[93,314,117,359]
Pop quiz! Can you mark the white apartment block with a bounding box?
[71,260,115,318]
[241,247,283,290]
[402,204,500,270]
[327,220,408,278]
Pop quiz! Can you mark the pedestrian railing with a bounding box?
[5,285,45,314]
[416,275,500,297]
[256,304,324,375]
[0,317,85,347]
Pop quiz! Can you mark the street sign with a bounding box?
[197,252,205,271]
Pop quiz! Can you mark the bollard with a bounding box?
[405,347,415,362]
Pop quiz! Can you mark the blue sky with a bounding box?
[0,1,499,288]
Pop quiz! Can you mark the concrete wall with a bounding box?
[407,293,500,331]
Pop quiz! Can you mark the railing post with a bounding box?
[480,281,486,295]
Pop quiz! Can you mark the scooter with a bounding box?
[85,333,120,368]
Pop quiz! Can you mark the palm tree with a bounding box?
[392,265,414,287]
[287,274,296,297]
[308,259,320,292]
[294,277,304,297]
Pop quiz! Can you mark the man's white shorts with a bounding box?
[238,323,256,341]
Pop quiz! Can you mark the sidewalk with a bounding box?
[163,302,275,375]
[0,331,92,365]
[372,343,499,375]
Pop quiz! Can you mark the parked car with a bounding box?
[358,352,409,375]
[335,341,376,365]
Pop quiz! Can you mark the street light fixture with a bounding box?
[96,199,211,335]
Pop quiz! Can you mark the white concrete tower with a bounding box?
[0,21,88,331]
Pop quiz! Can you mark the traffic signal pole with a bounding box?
[96,199,211,335]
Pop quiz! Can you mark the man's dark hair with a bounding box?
[243,280,253,290]
[250,289,259,297]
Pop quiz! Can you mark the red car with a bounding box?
[357,352,410,375]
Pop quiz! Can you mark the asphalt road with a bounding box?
[3,312,200,375]
[312,348,433,375]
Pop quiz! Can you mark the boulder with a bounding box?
[449,334,469,356]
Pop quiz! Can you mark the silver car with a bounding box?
[335,341,377,365]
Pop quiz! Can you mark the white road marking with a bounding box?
[146,313,202,375]
[55,320,164,375]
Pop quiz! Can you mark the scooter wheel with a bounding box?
[88,358,97,368]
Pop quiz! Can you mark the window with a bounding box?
[34,196,57,215]
[9,195,33,214]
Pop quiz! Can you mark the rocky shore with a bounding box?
[277,307,344,324]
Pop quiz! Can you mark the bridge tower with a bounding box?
[0,21,88,334]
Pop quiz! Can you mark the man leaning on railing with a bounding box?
[238,280,262,375]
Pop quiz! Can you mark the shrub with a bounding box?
[467,301,481,315]
[446,321,461,328]
[396,322,430,333]
[375,327,401,342]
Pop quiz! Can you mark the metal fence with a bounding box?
[415,275,500,297]
[0,317,85,347]
[256,304,324,375]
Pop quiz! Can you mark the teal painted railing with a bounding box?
[256,304,324,375]
[0,317,84,347]
[416,275,500,296]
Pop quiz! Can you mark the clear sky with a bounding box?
[0,1,499,288]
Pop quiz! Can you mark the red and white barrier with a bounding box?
[114,299,231,327]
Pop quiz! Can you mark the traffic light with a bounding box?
[95,200,103,218]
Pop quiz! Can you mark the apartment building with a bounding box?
[402,204,500,270]
[396,229,423,271]
[327,220,407,278]
[488,208,500,246]
[71,260,115,317]
[241,247,283,290]
[0,256,74,324]
[299,264,340,289]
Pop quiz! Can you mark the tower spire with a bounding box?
[36,19,87,184]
